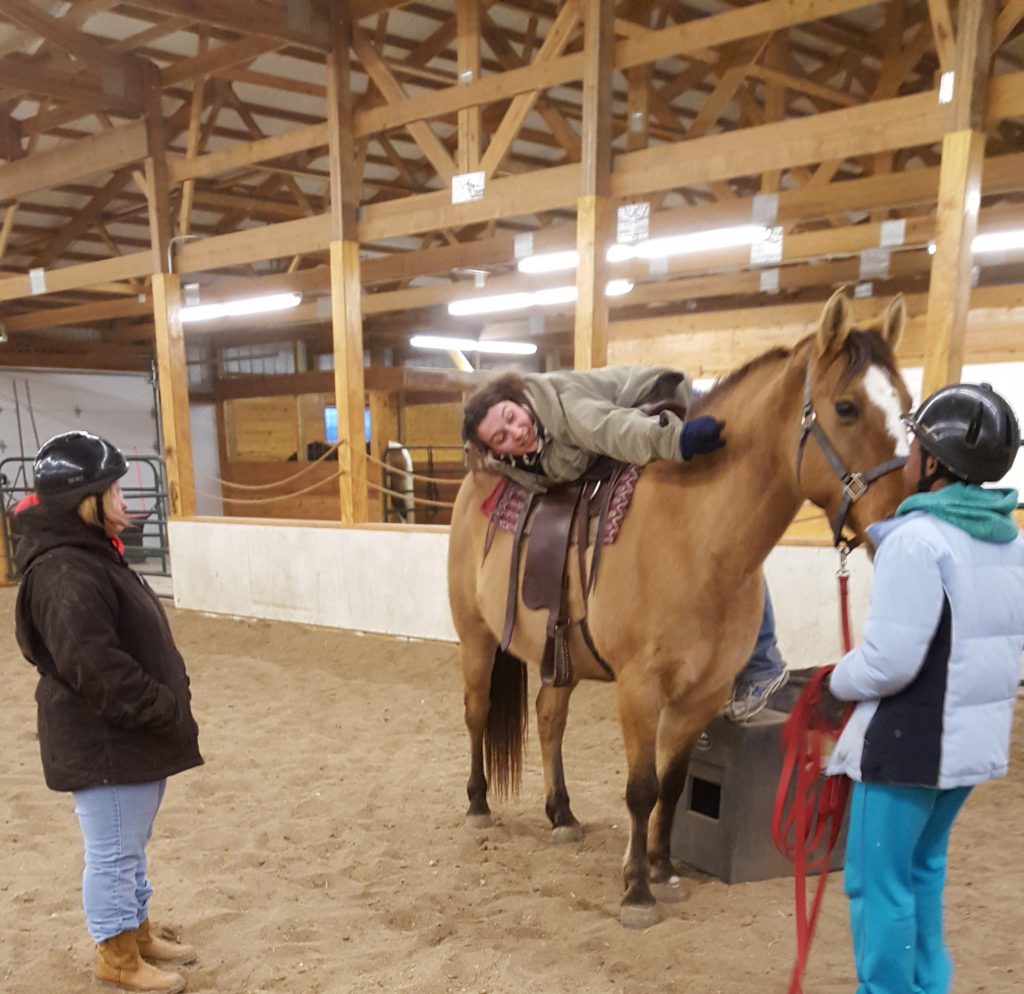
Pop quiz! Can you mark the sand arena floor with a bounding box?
[1,588,1021,994]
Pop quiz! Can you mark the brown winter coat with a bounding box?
[14,505,203,792]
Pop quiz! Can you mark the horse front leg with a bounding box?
[536,682,583,843]
[461,632,497,829]
[616,672,662,929]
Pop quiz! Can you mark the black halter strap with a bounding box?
[795,365,907,549]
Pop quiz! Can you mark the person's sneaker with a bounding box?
[725,669,790,722]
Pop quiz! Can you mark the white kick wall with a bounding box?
[168,517,872,665]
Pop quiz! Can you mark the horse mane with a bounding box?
[689,327,899,415]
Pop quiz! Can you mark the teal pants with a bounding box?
[844,781,971,994]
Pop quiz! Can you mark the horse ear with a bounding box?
[817,288,852,356]
[882,294,906,352]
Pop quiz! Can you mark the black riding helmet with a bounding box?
[33,431,129,508]
[907,383,1020,485]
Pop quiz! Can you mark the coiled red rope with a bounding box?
[772,568,854,994]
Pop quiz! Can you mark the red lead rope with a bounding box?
[771,567,855,994]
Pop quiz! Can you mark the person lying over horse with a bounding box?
[461,365,788,719]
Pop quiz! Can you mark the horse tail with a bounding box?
[485,648,529,799]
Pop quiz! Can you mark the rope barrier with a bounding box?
[195,470,344,505]
[195,441,345,490]
[364,451,465,487]
[366,479,455,509]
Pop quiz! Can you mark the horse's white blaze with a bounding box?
[864,365,910,457]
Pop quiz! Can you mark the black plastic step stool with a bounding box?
[670,707,848,884]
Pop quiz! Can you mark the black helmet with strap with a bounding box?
[33,431,129,507]
[907,382,1020,485]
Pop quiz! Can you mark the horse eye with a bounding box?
[834,400,859,420]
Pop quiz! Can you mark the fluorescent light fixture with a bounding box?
[633,224,769,260]
[971,230,1024,254]
[448,280,633,317]
[517,250,579,274]
[179,292,302,323]
[533,285,579,306]
[410,335,537,355]
[448,292,534,317]
[606,243,638,263]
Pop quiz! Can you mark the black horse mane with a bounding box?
[689,328,899,415]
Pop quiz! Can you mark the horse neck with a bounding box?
[695,353,809,570]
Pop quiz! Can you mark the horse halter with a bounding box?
[795,364,908,549]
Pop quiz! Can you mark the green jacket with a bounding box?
[482,365,692,492]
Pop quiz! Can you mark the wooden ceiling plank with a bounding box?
[124,1,330,53]
[352,25,457,182]
[615,0,879,71]
[33,167,135,268]
[159,35,283,87]
[478,0,583,179]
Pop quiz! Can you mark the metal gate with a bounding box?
[1,455,172,581]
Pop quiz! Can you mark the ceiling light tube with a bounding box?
[179,292,303,324]
[448,292,534,317]
[517,250,579,274]
[411,335,537,355]
[633,224,770,260]
[971,230,1024,254]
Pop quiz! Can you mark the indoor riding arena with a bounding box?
[1,3,1023,994]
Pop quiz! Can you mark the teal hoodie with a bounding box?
[896,481,1020,543]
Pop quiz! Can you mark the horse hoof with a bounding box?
[651,876,687,904]
[551,824,583,845]
[619,903,660,930]
[466,813,492,830]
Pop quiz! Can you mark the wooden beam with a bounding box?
[33,168,135,268]
[1,0,122,67]
[152,273,196,516]
[926,0,956,73]
[144,80,174,275]
[922,0,996,396]
[574,0,614,371]
[0,55,146,117]
[614,0,878,71]
[159,35,282,87]
[479,0,583,179]
[328,0,368,524]
[0,251,152,303]
[0,122,147,202]
[993,0,1024,50]
[5,297,151,333]
[456,0,482,175]
[125,0,330,53]
[352,25,457,182]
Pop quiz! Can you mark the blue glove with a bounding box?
[679,416,726,460]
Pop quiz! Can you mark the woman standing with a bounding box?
[13,431,202,993]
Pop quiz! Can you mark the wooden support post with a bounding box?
[152,273,197,518]
[328,0,368,524]
[574,0,615,371]
[146,67,196,519]
[456,0,481,174]
[922,0,995,396]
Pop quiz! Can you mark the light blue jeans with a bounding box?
[72,780,166,942]
[738,581,784,683]
[845,781,972,994]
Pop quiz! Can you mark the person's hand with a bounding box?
[679,416,726,460]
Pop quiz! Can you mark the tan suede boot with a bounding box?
[96,930,186,993]
[135,918,197,965]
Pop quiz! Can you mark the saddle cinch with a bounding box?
[483,396,688,689]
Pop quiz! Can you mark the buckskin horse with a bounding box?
[447,289,912,927]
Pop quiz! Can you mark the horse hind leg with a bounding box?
[462,631,528,829]
[536,683,583,844]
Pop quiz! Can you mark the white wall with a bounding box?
[169,519,457,641]
[168,518,874,657]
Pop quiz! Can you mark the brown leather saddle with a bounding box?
[488,395,688,689]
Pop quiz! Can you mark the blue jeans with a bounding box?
[738,581,784,682]
[72,780,166,942]
[844,781,971,994]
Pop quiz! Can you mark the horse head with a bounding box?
[795,289,912,548]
